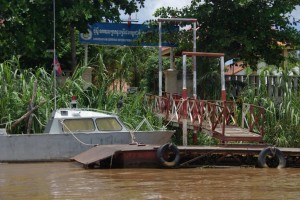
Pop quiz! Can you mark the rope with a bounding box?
[32,114,47,126]
[180,149,219,167]
[60,120,141,146]
[129,131,137,144]
[59,120,98,146]
[110,154,114,169]
[270,146,276,156]
[60,114,160,146]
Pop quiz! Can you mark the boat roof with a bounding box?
[54,108,116,119]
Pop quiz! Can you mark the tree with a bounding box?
[93,46,157,92]
[0,0,145,70]
[152,0,300,99]
[154,0,300,68]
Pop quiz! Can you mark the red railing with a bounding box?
[199,101,237,137]
[145,94,265,141]
[242,103,265,136]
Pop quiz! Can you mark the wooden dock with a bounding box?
[72,143,300,169]
[73,96,298,169]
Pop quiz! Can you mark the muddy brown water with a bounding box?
[0,162,299,200]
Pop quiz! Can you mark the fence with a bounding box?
[225,75,300,101]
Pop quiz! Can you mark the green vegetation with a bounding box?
[1,54,299,147]
[239,74,300,147]
[1,0,300,147]
[151,0,300,146]
[154,0,300,68]
[0,0,145,69]
[0,56,163,134]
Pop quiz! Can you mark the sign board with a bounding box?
[79,23,177,47]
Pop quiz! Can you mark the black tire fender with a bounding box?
[157,143,180,167]
[257,147,286,168]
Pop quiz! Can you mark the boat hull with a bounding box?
[0,130,174,162]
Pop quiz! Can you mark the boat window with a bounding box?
[95,118,123,131]
[62,118,95,132]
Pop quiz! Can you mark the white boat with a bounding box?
[0,102,174,162]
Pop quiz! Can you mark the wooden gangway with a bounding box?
[146,94,266,143]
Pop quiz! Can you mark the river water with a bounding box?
[0,162,299,200]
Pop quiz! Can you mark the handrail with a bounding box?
[242,103,265,136]
[150,94,265,141]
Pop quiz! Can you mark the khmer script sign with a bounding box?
[79,22,178,46]
[80,23,149,46]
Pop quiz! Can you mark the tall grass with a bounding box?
[0,57,53,133]
[239,74,300,147]
[0,57,163,134]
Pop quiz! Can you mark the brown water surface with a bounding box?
[0,162,299,200]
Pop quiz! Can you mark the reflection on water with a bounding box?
[0,162,300,200]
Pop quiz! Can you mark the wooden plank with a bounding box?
[164,115,263,142]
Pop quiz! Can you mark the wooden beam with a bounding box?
[158,18,197,23]
[182,51,225,58]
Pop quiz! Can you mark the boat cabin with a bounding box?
[44,108,129,134]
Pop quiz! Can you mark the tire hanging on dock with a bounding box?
[156,143,180,167]
[257,147,286,168]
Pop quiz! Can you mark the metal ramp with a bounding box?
[72,144,157,166]
[72,145,120,165]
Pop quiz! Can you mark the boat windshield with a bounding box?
[95,118,123,131]
[62,118,95,132]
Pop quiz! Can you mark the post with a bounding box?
[26,80,38,134]
[182,55,188,146]
[220,56,226,101]
[158,22,163,97]
[192,22,197,144]
[53,0,57,111]
[170,47,173,69]
[84,44,88,66]
[158,18,197,97]
[183,55,187,91]
[193,21,197,98]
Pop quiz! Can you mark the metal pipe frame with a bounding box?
[158,18,198,97]
[182,51,227,101]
